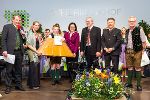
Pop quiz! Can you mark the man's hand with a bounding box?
[108,48,114,53]
[2,51,8,57]
[80,51,84,57]
[104,48,109,53]
[96,52,101,57]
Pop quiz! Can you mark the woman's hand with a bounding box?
[73,53,76,57]
[37,51,42,56]
[23,44,28,48]
[61,38,65,42]
[80,51,84,57]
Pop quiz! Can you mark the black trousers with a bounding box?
[66,52,78,81]
[5,50,23,88]
[27,61,40,88]
[85,46,97,71]
[104,54,119,73]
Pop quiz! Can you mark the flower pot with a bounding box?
[115,95,127,100]
[71,95,83,100]
[71,95,127,100]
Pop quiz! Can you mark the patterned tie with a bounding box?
[87,29,91,46]
[15,31,20,49]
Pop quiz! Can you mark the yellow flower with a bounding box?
[81,75,85,79]
[89,73,94,77]
[94,68,101,75]
[113,75,120,84]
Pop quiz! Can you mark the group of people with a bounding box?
[0,15,147,95]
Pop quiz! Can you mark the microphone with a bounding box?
[17,24,21,30]
[17,24,26,39]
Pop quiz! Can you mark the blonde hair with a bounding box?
[30,21,41,31]
[52,23,62,34]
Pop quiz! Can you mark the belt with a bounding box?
[126,48,134,53]
[14,48,21,51]
[127,48,133,50]
[86,45,91,47]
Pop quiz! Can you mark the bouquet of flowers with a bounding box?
[71,68,126,100]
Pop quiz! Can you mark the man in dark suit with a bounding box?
[102,18,121,74]
[80,17,101,71]
[1,15,26,94]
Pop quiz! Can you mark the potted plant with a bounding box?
[67,68,129,100]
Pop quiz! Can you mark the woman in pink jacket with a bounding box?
[64,22,80,82]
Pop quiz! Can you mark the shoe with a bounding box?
[33,87,40,90]
[137,86,142,91]
[56,80,62,85]
[141,75,146,78]
[0,94,2,98]
[15,86,25,91]
[5,87,11,94]
[125,83,133,88]
[52,81,56,85]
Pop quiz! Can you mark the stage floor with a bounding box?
[0,77,150,100]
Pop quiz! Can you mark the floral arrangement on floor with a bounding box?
[70,68,127,100]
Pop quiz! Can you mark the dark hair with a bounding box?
[107,18,115,22]
[121,27,126,30]
[68,22,77,32]
[45,29,50,32]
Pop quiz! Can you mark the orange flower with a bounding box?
[101,73,109,79]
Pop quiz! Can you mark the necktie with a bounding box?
[15,31,20,49]
[87,29,91,46]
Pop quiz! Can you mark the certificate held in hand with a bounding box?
[54,36,62,45]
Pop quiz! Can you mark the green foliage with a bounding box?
[138,20,150,36]
[4,10,30,28]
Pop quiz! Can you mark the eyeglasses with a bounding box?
[45,31,50,33]
[70,27,76,28]
[129,20,136,22]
